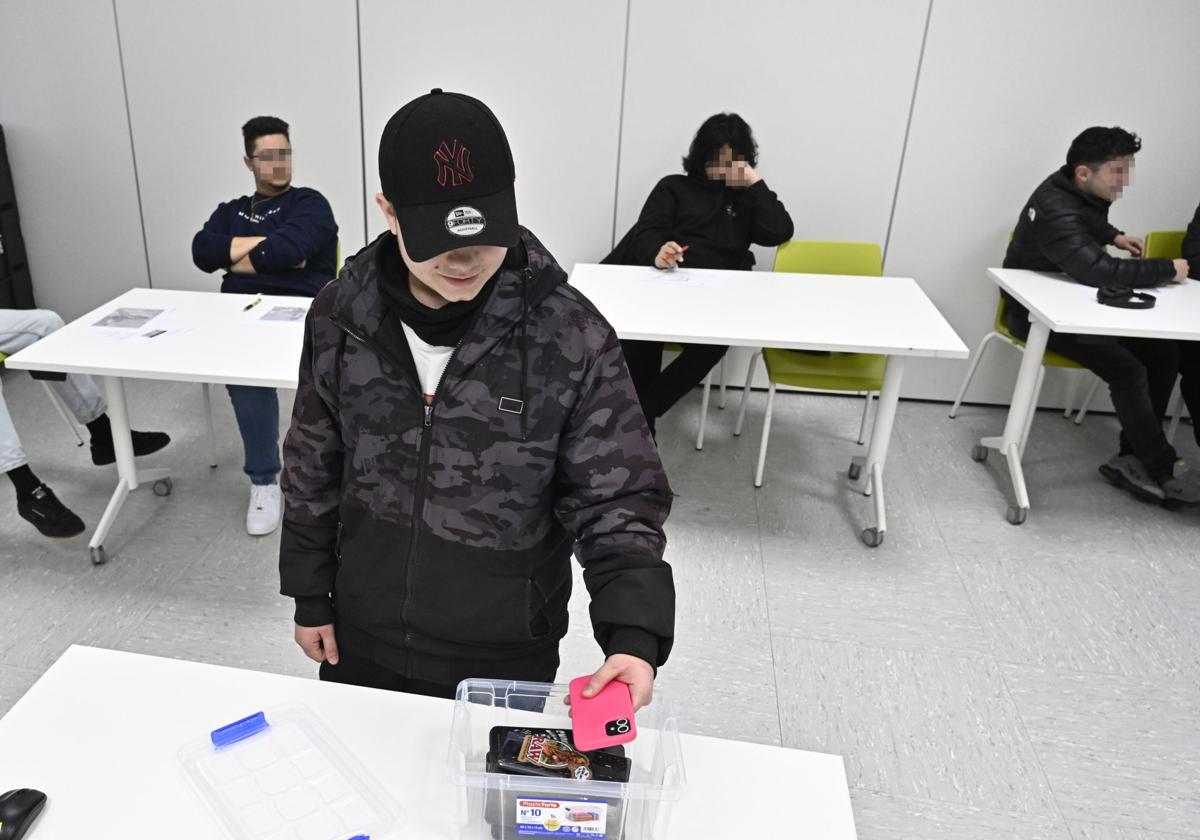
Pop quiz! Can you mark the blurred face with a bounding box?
[704,144,739,180]
[244,133,292,193]
[376,194,506,308]
[1075,155,1133,202]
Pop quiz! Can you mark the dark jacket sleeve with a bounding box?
[249,191,338,274]
[624,178,680,267]
[191,203,234,273]
[744,179,794,246]
[1184,201,1200,280]
[554,322,675,670]
[279,300,343,627]
[1034,202,1174,289]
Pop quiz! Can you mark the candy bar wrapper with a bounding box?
[484,727,629,837]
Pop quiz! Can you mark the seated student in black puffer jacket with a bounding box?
[1003,126,1195,504]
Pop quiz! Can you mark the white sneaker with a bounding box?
[246,483,282,536]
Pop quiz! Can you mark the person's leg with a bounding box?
[0,308,169,462]
[640,343,728,420]
[1044,332,1179,482]
[1116,338,1179,455]
[0,377,84,537]
[1177,340,1200,449]
[226,385,282,484]
[620,339,664,431]
[226,384,282,535]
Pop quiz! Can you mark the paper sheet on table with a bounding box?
[256,305,307,323]
[641,268,725,289]
[89,307,172,339]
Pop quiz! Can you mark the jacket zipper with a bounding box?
[399,337,465,644]
[329,313,429,645]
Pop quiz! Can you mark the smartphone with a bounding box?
[567,675,637,752]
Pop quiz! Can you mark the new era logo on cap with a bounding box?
[379,89,519,262]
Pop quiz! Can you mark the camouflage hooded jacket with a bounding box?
[279,228,675,684]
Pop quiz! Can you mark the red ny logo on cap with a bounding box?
[434,140,474,188]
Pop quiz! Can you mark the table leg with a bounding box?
[86,377,173,564]
[974,318,1050,524]
[849,355,905,547]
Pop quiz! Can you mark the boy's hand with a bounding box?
[571,654,655,712]
[1171,259,1190,284]
[295,623,339,664]
[725,160,761,188]
[1113,234,1144,256]
[655,241,685,270]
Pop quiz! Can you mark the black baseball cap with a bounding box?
[379,89,519,262]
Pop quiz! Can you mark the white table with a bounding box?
[980,268,1200,523]
[0,646,859,839]
[570,263,967,547]
[4,287,310,563]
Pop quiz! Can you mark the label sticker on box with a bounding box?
[515,798,607,837]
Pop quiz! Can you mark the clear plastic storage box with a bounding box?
[179,703,403,840]
[448,679,686,840]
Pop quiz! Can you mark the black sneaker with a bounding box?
[17,484,86,538]
[90,430,171,466]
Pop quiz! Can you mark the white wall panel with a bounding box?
[0,0,148,319]
[888,0,1200,406]
[358,0,627,273]
[116,0,364,293]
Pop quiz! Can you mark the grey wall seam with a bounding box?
[356,0,369,247]
[609,0,633,249]
[882,0,934,271]
[110,0,153,288]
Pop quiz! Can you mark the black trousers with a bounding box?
[621,339,728,433]
[1008,305,1180,479]
[319,650,560,700]
[1177,340,1200,449]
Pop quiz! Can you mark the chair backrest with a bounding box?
[772,240,882,276]
[1144,230,1185,260]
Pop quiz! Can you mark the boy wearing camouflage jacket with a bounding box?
[279,89,674,709]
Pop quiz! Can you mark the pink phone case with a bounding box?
[568,675,637,752]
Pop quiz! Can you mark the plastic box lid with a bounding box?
[179,702,402,840]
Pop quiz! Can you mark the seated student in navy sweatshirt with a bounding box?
[604,113,793,436]
[191,116,338,536]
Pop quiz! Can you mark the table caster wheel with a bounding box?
[970,445,988,462]
[90,546,108,565]
[1005,504,1027,525]
[848,462,863,481]
[861,527,884,547]
[153,478,172,497]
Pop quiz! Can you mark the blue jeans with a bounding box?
[226,385,281,485]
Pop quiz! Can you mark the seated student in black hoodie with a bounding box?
[192,116,338,537]
[1003,126,1197,504]
[604,113,793,436]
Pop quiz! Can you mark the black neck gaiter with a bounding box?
[376,235,500,347]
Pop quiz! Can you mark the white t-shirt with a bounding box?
[400,322,455,403]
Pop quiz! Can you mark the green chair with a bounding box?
[1145,230,1185,261]
[732,240,884,487]
[0,351,86,446]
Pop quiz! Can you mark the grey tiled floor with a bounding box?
[2,369,1198,839]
